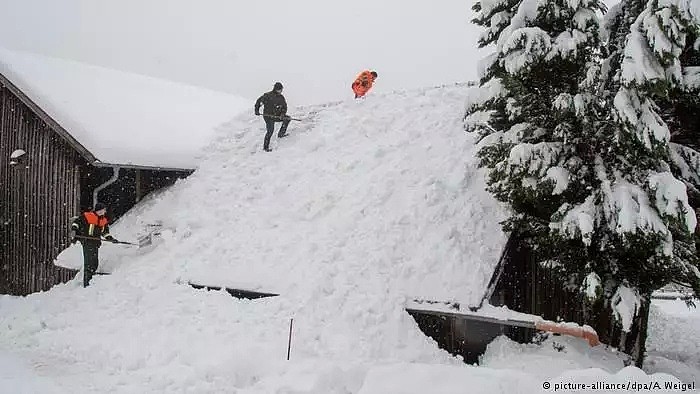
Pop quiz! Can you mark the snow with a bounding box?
[611,285,641,332]
[620,24,669,86]
[645,299,700,383]
[0,85,509,392]
[9,148,26,165]
[507,142,565,177]
[619,0,697,90]
[406,300,542,324]
[357,362,537,394]
[464,77,504,114]
[480,335,628,378]
[669,142,700,185]
[487,0,603,75]
[1,83,698,393]
[54,84,509,308]
[0,47,250,169]
[500,27,552,74]
[684,66,700,90]
[0,351,66,393]
[463,78,506,134]
[583,272,602,300]
[358,340,687,394]
[594,160,671,246]
[547,29,591,61]
[614,88,671,149]
[551,195,597,246]
[9,149,25,159]
[545,166,570,195]
[648,171,696,232]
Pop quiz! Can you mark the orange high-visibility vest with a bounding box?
[352,71,376,97]
[84,211,108,236]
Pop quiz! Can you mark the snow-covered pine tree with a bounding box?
[608,0,700,298]
[465,0,614,303]
[645,3,700,213]
[466,0,700,336]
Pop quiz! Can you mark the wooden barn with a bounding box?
[0,48,247,296]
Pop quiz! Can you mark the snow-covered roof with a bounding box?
[56,84,509,308]
[0,47,250,170]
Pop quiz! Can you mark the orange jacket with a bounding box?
[72,211,110,240]
[352,71,376,97]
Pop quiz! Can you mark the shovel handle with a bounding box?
[261,114,302,121]
[74,235,137,246]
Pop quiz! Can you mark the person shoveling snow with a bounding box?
[352,70,378,99]
[70,203,133,287]
[255,82,292,152]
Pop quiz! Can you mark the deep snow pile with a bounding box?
[3,84,509,392]
[56,84,509,308]
[1,85,694,392]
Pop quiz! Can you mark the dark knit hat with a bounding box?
[94,202,106,212]
[274,82,284,91]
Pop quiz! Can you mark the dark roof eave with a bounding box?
[91,160,194,173]
[0,71,97,163]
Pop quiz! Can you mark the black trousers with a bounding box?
[81,242,100,287]
[264,117,290,150]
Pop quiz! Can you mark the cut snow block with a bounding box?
[188,282,279,300]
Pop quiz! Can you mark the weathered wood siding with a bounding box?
[490,234,648,366]
[0,82,80,295]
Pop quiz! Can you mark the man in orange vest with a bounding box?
[352,70,378,98]
[70,203,118,287]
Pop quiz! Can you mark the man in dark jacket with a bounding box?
[70,203,118,287]
[255,82,291,152]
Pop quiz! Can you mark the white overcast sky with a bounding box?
[0,0,619,106]
[0,0,485,105]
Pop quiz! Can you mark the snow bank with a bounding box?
[357,362,536,394]
[645,299,700,382]
[481,335,628,378]
[0,47,250,169]
[0,351,65,394]
[6,84,695,392]
[357,360,688,394]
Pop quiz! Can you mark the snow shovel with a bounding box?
[260,114,303,122]
[74,235,138,246]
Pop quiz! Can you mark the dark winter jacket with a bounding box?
[71,211,112,246]
[255,91,287,117]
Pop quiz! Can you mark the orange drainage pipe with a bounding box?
[534,320,601,347]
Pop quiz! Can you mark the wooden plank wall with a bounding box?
[0,83,80,295]
[490,234,646,365]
